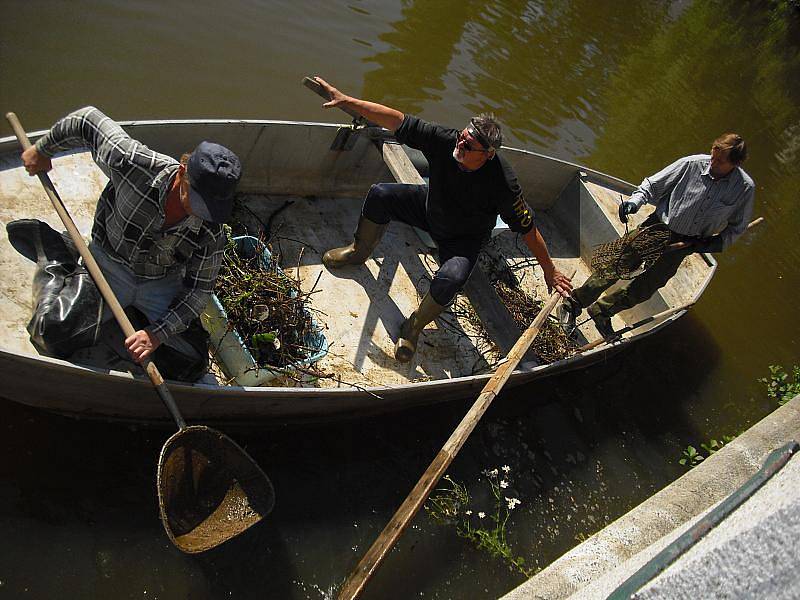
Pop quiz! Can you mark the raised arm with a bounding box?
[312,76,404,133]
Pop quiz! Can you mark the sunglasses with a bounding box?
[457,129,489,153]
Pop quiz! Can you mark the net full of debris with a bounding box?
[212,232,323,372]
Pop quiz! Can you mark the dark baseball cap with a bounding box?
[186,141,242,223]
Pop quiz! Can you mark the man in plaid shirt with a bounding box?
[18,106,241,368]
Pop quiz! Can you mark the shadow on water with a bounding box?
[192,521,297,600]
[0,398,300,599]
[0,312,730,599]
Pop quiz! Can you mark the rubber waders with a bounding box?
[322,216,387,268]
[394,292,446,363]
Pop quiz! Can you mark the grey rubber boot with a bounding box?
[322,216,387,269]
[394,292,446,363]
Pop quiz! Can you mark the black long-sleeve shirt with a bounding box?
[394,115,534,241]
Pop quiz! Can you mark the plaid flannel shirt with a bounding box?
[35,106,226,343]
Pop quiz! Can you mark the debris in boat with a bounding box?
[493,281,578,364]
[213,232,318,369]
[453,238,579,364]
[449,296,499,366]
[447,239,577,366]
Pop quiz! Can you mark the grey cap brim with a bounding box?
[188,185,216,222]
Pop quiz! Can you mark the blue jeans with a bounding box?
[91,242,199,358]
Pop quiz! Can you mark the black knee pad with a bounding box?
[431,256,472,305]
[362,184,393,224]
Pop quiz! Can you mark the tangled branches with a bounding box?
[590,223,671,279]
[214,236,319,368]
[493,281,578,364]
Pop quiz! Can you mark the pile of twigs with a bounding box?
[214,238,316,368]
[494,281,578,363]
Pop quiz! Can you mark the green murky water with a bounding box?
[1,1,798,598]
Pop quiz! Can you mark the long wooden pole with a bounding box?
[337,281,571,600]
[577,302,696,352]
[666,217,764,251]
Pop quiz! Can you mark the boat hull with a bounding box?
[0,118,713,424]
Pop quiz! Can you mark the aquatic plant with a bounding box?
[425,467,531,577]
[678,365,800,469]
[700,436,737,456]
[678,445,704,468]
[679,434,737,469]
[759,364,800,406]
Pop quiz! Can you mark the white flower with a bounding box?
[500,480,509,489]
[505,497,521,510]
[489,469,499,477]
[502,465,511,473]
[478,511,486,519]
[465,510,472,515]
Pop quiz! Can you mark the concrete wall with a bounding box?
[502,394,800,600]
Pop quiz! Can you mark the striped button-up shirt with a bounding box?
[35,106,226,343]
[629,154,755,250]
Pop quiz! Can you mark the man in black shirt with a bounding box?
[313,77,572,362]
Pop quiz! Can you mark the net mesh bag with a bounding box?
[590,223,671,279]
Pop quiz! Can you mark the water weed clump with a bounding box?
[679,435,737,469]
[760,364,800,406]
[214,230,317,368]
[425,467,531,577]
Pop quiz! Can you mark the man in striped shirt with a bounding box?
[558,133,755,338]
[19,106,241,369]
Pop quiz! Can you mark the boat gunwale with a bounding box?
[0,118,638,194]
[0,308,685,396]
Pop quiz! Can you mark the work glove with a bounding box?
[693,235,724,254]
[618,201,639,223]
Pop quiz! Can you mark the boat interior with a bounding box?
[0,120,714,391]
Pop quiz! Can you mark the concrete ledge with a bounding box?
[633,446,800,599]
[501,394,800,600]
